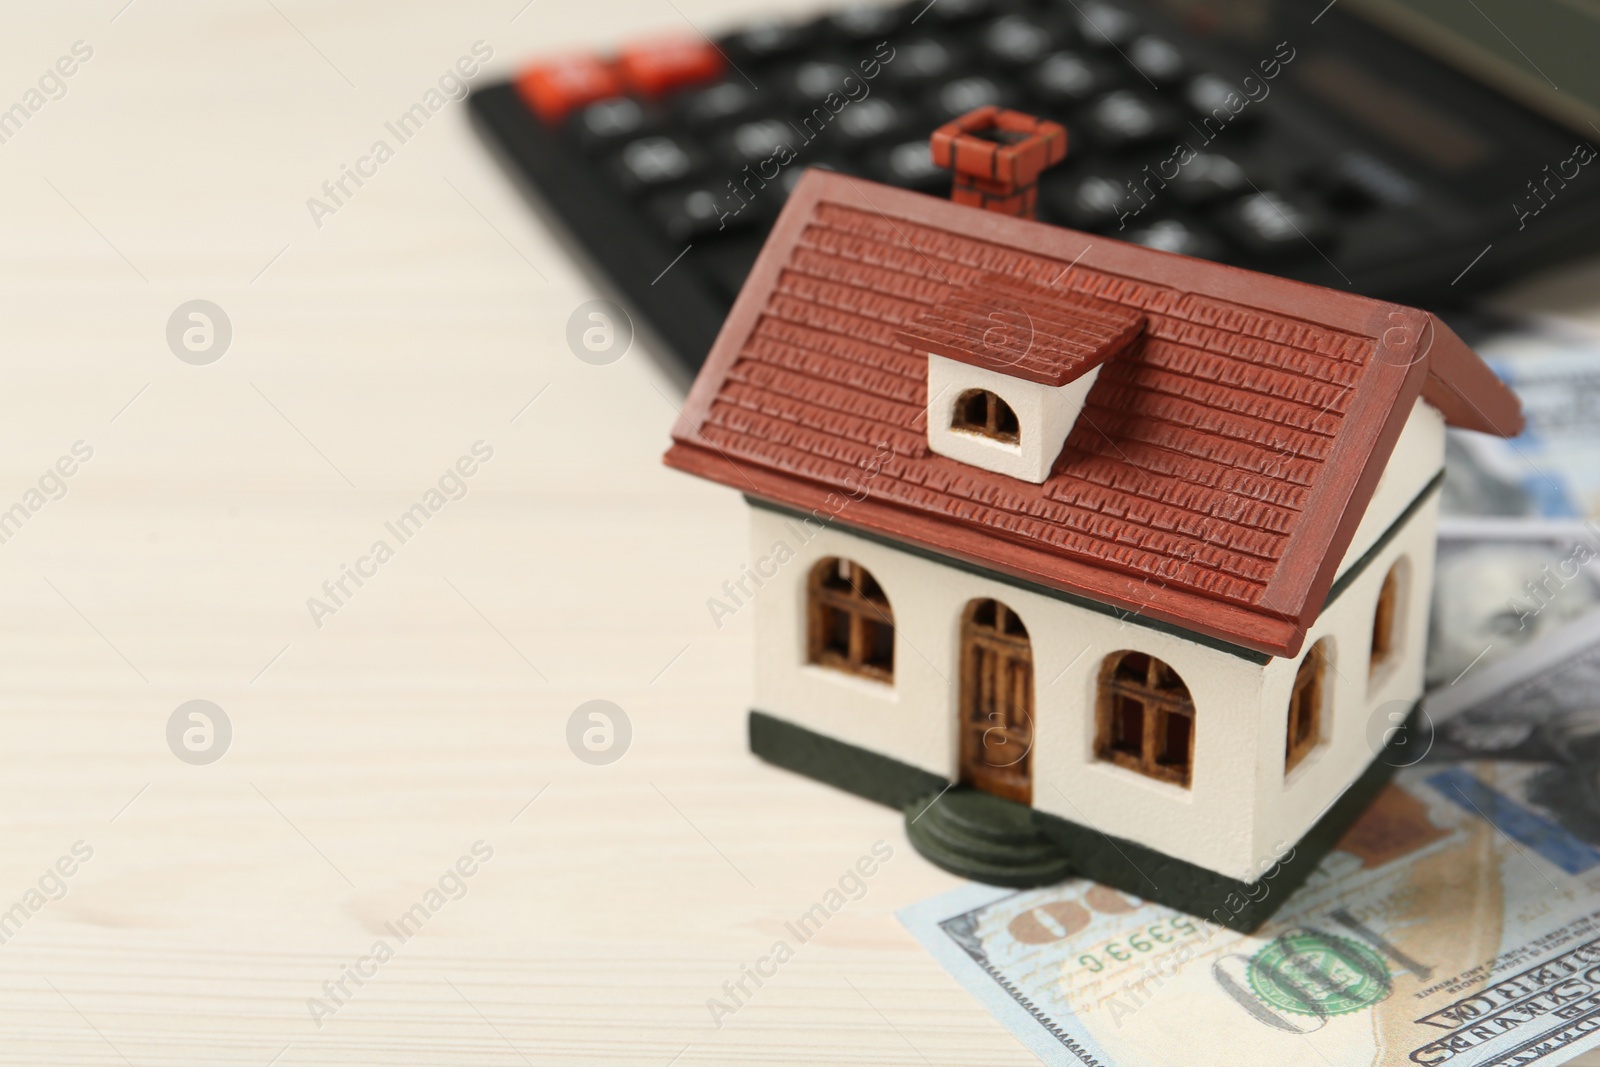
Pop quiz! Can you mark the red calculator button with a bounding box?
[617,36,724,97]
[516,54,624,123]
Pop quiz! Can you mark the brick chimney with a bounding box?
[930,106,1067,220]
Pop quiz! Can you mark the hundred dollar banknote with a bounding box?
[1441,323,1600,522]
[902,611,1600,1067]
[1423,316,1600,688]
[1427,520,1600,690]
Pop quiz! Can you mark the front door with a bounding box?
[959,599,1034,805]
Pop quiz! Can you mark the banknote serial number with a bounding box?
[1078,915,1200,973]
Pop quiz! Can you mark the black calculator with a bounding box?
[469,0,1600,376]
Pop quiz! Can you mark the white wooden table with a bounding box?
[0,1,1594,1063]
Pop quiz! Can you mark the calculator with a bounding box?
[469,0,1600,376]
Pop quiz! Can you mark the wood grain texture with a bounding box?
[0,2,1590,1064]
[956,599,1034,805]
[0,1,1039,1063]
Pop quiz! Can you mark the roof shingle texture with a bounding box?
[666,173,1521,655]
[898,272,1147,385]
[702,200,1374,611]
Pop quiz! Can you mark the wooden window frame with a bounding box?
[951,389,1021,445]
[807,558,894,683]
[1094,652,1197,788]
[1369,562,1403,676]
[1286,640,1330,774]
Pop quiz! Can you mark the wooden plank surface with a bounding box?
[0,1,1594,1064]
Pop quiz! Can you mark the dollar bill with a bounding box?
[902,611,1600,1067]
[1426,519,1600,689]
[1423,315,1600,687]
[1442,325,1600,521]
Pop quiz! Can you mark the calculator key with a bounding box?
[835,98,908,144]
[1184,73,1254,133]
[982,15,1057,66]
[725,119,799,165]
[923,0,997,24]
[618,36,723,97]
[1046,173,1136,229]
[1075,2,1139,48]
[793,61,854,101]
[1085,90,1179,148]
[829,4,904,39]
[1168,153,1249,203]
[1217,191,1331,255]
[517,54,624,123]
[930,76,1009,120]
[1030,52,1109,104]
[723,19,811,62]
[1186,74,1236,115]
[1126,36,1184,84]
[651,187,750,240]
[1185,74,1260,127]
[887,38,961,84]
[573,97,649,149]
[1126,218,1222,259]
[614,135,700,189]
[868,139,949,191]
[682,81,755,127]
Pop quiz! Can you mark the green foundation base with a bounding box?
[904,787,1076,887]
[749,707,1412,933]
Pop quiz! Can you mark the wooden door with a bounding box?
[959,599,1034,805]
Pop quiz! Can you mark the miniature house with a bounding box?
[662,107,1523,930]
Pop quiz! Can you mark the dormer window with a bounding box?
[953,389,1020,444]
[898,272,1145,484]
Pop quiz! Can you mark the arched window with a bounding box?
[1370,560,1405,675]
[1095,652,1196,787]
[952,389,1020,444]
[807,558,894,682]
[1287,639,1332,773]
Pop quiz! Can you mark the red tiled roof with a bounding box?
[664,171,1523,657]
[898,273,1144,386]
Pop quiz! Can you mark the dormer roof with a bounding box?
[663,169,1523,657]
[897,272,1144,386]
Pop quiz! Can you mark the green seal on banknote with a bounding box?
[1246,931,1391,1017]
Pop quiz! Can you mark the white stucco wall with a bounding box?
[749,397,1447,884]
[750,505,1270,880]
[1248,496,1437,871]
[1337,399,1445,576]
[1249,396,1445,866]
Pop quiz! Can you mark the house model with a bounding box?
[663,107,1523,931]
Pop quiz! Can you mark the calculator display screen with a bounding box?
[1153,0,1599,136]
[1335,0,1599,136]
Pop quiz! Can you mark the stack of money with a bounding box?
[903,609,1600,1066]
